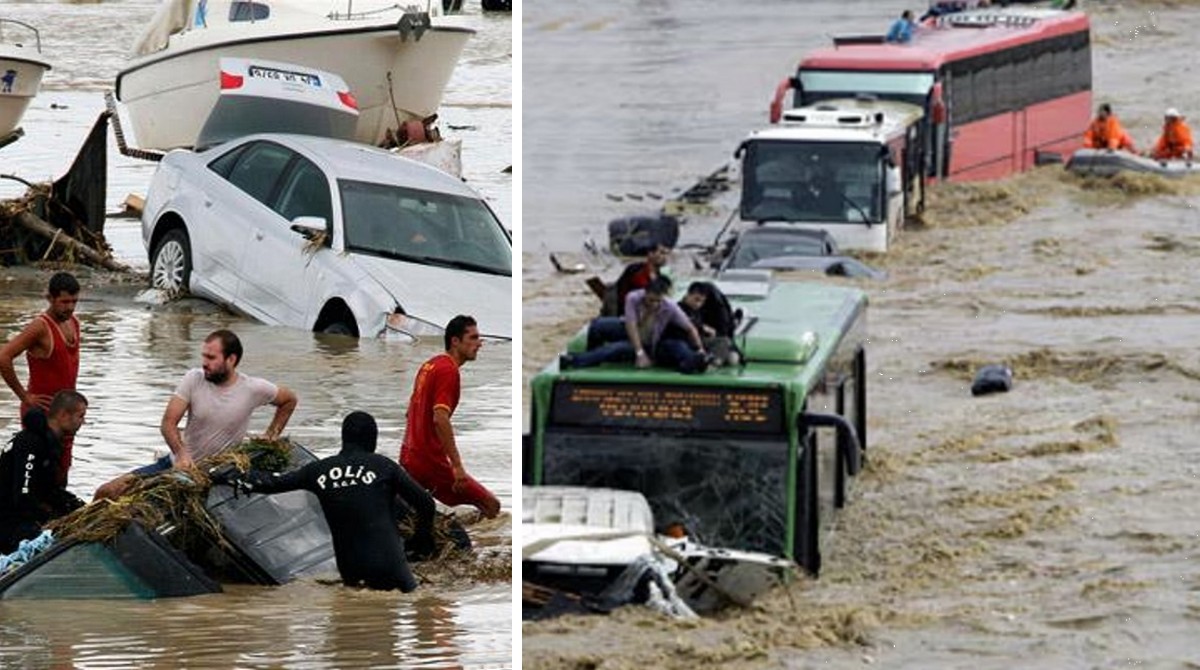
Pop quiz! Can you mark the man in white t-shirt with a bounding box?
[93,330,297,500]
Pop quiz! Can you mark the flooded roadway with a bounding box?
[524,0,1200,667]
[1,0,512,667]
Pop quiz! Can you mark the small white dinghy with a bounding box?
[1066,148,1200,179]
[522,486,794,618]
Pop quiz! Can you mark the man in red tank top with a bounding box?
[0,272,81,486]
[400,315,500,518]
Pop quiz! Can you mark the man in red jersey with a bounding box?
[0,272,82,486]
[400,315,500,518]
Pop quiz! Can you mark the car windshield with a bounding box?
[729,230,831,268]
[339,180,511,276]
[741,140,883,224]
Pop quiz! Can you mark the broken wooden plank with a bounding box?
[12,210,130,273]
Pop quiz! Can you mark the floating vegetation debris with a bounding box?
[1059,169,1200,209]
[46,437,294,546]
[920,168,1056,230]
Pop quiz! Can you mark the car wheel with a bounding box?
[151,228,192,293]
[322,321,354,336]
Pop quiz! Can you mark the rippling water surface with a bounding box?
[1,1,512,667]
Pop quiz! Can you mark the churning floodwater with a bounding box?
[1,1,512,667]
[524,1,1200,667]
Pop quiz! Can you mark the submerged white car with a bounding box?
[141,133,512,340]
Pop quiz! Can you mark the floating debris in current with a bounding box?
[971,364,1014,397]
[549,253,585,274]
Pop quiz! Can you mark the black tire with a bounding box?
[150,228,192,293]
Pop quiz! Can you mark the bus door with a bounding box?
[794,395,864,574]
[928,78,951,180]
[898,124,925,219]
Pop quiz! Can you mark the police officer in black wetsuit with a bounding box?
[215,411,435,592]
[0,391,88,553]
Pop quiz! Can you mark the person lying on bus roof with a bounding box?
[1151,108,1194,161]
[885,10,917,43]
[560,276,710,374]
[1084,103,1136,153]
[919,0,991,21]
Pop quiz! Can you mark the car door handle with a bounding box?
[254,230,264,241]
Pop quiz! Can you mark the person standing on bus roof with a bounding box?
[885,10,916,43]
[1084,103,1136,153]
[1151,108,1194,161]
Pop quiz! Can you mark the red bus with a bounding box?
[770,8,1092,181]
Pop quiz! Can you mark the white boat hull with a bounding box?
[116,24,472,150]
[0,52,50,139]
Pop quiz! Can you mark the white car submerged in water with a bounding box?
[141,132,512,340]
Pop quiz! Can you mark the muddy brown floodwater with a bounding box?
[523,1,1200,667]
[0,266,512,668]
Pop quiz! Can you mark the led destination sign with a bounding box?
[550,382,784,434]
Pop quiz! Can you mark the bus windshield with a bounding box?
[741,140,884,224]
[540,431,792,557]
[799,70,934,106]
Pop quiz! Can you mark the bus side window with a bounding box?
[1071,34,1092,93]
[1032,47,1054,103]
[974,65,996,120]
[1012,48,1035,109]
[1050,44,1073,99]
[950,65,974,123]
[994,57,1015,114]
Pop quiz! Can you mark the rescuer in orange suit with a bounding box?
[1150,108,1194,161]
[1084,103,1136,152]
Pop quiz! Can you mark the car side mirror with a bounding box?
[290,216,327,240]
[886,166,902,196]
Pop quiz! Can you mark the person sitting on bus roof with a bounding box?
[885,10,917,44]
[601,243,671,318]
[667,282,741,367]
[1084,103,1136,153]
[561,276,709,374]
[1151,108,1194,161]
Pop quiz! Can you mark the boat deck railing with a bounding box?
[0,19,42,54]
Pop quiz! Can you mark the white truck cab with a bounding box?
[736,98,925,253]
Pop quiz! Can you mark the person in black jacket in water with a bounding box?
[213,411,435,592]
[0,390,88,553]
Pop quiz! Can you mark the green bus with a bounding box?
[523,273,868,574]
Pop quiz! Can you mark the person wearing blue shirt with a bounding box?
[886,10,916,43]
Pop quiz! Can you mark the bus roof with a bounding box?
[750,99,923,144]
[800,8,1089,72]
[537,278,866,392]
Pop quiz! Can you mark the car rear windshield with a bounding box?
[339,180,512,276]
